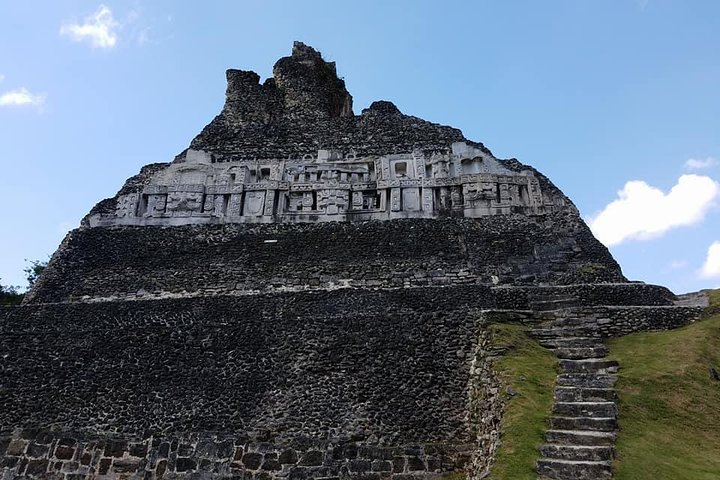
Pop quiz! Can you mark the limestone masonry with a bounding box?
[0,42,705,480]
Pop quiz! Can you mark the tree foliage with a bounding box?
[24,259,48,288]
[0,279,23,305]
[0,259,48,305]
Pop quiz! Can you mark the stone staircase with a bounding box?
[531,299,619,480]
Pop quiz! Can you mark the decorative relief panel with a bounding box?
[243,191,265,216]
[93,143,562,226]
[116,194,139,218]
[167,192,203,216]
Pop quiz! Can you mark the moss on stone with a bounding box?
[485,324,557,480]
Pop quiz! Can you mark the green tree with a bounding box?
[0,279,23,305]
[24,259,48,288]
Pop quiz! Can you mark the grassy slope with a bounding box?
[485,323,557,480]
[609,290,720,479]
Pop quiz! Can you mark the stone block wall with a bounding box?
[1,287,509,479]
[0,431,476,479]
[26,215,624,304]
[573,305,704,338]
[0,285,701,479]
[1,290,490,439]
[491,283,676,310]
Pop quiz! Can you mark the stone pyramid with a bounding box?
[0,42,701,480]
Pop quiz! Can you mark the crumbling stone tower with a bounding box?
[0,42,702,480]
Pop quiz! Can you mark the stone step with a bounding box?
[532,327,600,339]
[530,298,578,311]
[557,374,618,389]
[555,386,616,402]
[549,416,617,432]
[541,317,594,327]
[537,458,612,480]
[559,359,619,374]
[539,444,614,462]
[545,429,616,446]
[539,337,599,349]
[553,402,618,418]
[532,327,566,338]
[529,293,576,302]
[553,346,609,359]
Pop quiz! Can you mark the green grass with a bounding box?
[609,290,720,479]
[707,289,720,314]
[485,323,557,480]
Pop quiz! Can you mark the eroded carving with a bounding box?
[90,142,566,226]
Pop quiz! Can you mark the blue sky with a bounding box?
[1,1,719,293]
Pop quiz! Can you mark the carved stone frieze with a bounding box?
[90,141,568,227]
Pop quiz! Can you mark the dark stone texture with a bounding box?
[24,459,48,476]
[406,457,425,472]
[1,291,483,440]
[53,445,74,460]
[176,457,197,472]
[130,442,148,458]
[298,451,324,467]
[156,459,167,476]
[242,453,263,470]
[279,449,298,464]
[105,439,127,458]
[28,214,625,304]
[262,458,282,471]
[98,458,111,475]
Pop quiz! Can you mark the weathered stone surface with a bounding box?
[534,312,620,479]
[1,292,483,441]
[26,216,628,304]
[544,430,616,447]
[537,458,612,480]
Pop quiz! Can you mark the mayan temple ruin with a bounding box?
[0,42,705,480]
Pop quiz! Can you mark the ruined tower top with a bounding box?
[223,41,353,126]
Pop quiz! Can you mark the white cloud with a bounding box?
[0,88,46,107]
[685,157,718,170]
[589,174,720,246]
[700,241,720,279]
[60,5,119,49]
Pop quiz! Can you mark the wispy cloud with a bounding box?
[0,88,46,108]
[700,241,720,279]
[669,260,688,269]
[685,157,718,170]
[0,74,5,83]
[125,8,151,46]
[60,4,119,49]
[588,174,720,246]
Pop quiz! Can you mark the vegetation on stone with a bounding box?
[485,323,557,480]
